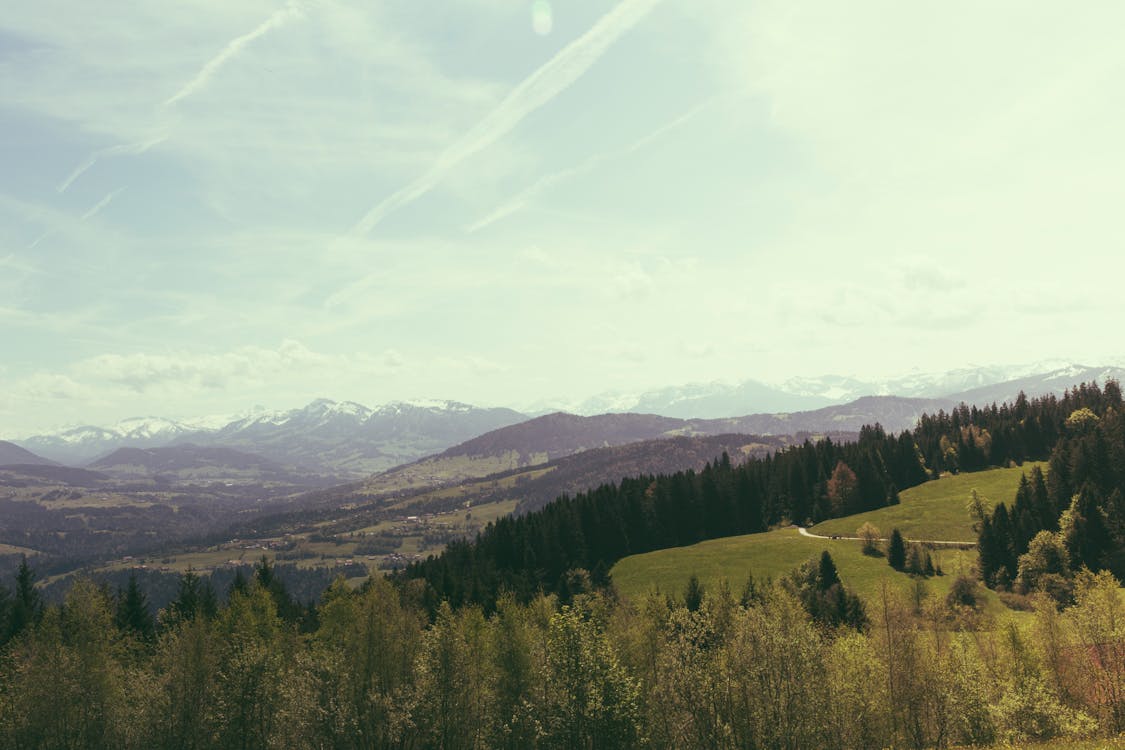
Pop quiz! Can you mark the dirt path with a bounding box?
[797,526,974,548]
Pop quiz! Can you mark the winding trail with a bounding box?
[797,526,975,548]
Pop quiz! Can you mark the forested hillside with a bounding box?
[971,382,1125,596]
[405,383,1121,609]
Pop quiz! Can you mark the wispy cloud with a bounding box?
[353,0,663,235]
[81,188,125,221]
[27,187,126,249]
[467,97,712,233]
[163,1,304,108]
[57,135,167,193]
[54,2,301,194]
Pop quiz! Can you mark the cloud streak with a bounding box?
[57,135,167,193]
[81,188,125,221]
[163,1,304,108]
[56,3,299,194]
[466,97,712,232]
[353,0,663,235]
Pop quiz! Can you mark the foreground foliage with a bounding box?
[0,558,1123,749]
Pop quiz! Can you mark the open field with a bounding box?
[612,466,1063,616]
[0,542,40,556]
[361,451,551,497]
[611,525,1004,613]
[813,463,1047,542]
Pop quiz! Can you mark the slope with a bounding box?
[610,465,1040,610]
[0,440,58,467]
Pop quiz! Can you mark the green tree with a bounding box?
[116,572,155,641]
[1017,530,1072,601]
[539,604,642,749]
[827,460,860,516]
[7,555,41,642]
[887,528,907,571]
[683,574,705,612]
[857,522,882,555]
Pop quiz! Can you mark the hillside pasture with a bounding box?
[812,463,1046,543]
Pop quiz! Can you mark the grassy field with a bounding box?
[0,542,40,556]
[611,466,1049,614]
[813,463,1047,543]
[611,526,998,612]
[362,451,552,497]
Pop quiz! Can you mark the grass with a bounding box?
[0,542,40,556]
[813,463,1047,543]
[611,465,1052,615]
[363,451,552,497]
[611,526,1000,613]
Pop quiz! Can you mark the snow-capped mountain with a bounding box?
[15,399,528,477]
[17,418,198,465]
[554,362,1125,419]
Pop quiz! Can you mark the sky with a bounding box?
[2,0,1125,436]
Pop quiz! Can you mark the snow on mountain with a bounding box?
[566,362,1123,419]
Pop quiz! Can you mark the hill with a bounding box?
[944,364,1125,406]
[239,433,795,539]
[88,444,313,485]
[609,465,1041,608]
[0,464,109,487]
[610,526,1000,613]
[0,440,57,467]
[810,463,1046,543]
[357,396,943,502]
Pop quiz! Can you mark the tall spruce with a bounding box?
[887,529,907,571]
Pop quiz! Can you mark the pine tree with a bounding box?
[7,555,41,641]
[116,572,155,641]
[818,551,841,590]
[168,567,202,624]
[887,529,907,571]
[684,574,705,612]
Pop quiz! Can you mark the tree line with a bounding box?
[974,382,1125,600]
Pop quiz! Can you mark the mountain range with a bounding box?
[551,362,1125,419]
[16,400,528,477]
[11,363,1123,481]
[0,439,59,467]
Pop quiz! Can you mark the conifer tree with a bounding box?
[887,529,907,571]
[116,572,155,641]
[684,574,705,612]
[818,551,841,590]
[7,555,41,641]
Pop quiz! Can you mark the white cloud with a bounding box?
[74,340,341,393]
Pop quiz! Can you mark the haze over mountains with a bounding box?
[551,362,1125,419]
[10,363,1123,482]
[17,400,527,476]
